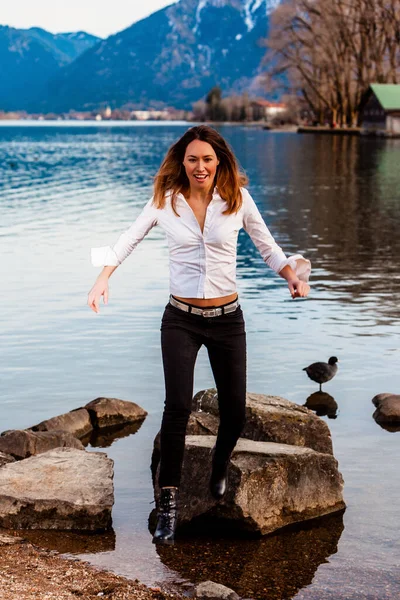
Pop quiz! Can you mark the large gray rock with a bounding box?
[84,397,148,429]
[151,411,219,482]
[193,389,333,455]
[372,393,400,424]
[0,430,84,460]
[164,436,345,535]
[195,581,239,600]
[0,447,114,530]
[30,408,93,439]
[186,411,220,436]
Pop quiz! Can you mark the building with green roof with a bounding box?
[360,84,400,136]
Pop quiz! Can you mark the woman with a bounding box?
[88,125,310,545]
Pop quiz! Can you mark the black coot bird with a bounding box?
[303,357,339,391]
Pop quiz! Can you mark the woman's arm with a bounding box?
[87,265,118,314]
[242,189,311,298]
[91,198,158,268]
[88,198,159,314]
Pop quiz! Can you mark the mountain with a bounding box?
[41,0,280,112]
[0,26,100,111]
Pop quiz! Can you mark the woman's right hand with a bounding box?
[87,276,109,313]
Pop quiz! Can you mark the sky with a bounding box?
[0,0,178,38]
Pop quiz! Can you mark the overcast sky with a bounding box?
[0,0,177,38]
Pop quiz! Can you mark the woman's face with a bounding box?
[182,140,220,193]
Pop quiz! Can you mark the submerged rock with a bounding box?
[158,435,345,535]
[192,389,333,454]
[0,534,24,545]
[85,397,148,429]
[31,408,93,439]
[15,528,116,555]
[0,452,15,468]
[0,447,114,530]
[372,393,400,424]
[0,430,84,460]
[194,580,239,600]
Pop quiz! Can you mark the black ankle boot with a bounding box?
[210,453,230,500]
[152,487,178,545]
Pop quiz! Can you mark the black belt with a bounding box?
[169,295,239,317]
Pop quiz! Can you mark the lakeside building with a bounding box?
[360,84,400,137]
[250,99,287,121]
[131,110,171,120]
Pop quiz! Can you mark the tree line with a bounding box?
[192,87,289,123]
[263,0,400,127]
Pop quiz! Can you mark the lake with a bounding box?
[1,122,399,599]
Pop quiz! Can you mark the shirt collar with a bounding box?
[176,187,220,202]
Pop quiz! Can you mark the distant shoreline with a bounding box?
[297,125,361,135]
[4,121,375,137]
[0,119,192,127]
[0,119,298,132]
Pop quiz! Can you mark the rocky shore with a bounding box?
[0,390,348,598]
[0,398,147,531]
[0,533,182,600]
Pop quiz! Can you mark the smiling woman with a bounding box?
[87,125,311,546]
[152,125,247,218]
[184,140,219,191]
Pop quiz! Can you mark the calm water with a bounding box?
[1,123,400,599]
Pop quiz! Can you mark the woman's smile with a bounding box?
[193,173,208,182]
[183,139,219,190]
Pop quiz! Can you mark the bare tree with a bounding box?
[192,100,207,121]
[264,0,400,126]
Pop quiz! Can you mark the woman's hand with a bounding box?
[87,275,109,313]
[279,265,310,299]
[287,278,310,299]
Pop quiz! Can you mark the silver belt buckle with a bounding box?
[202,308,218,318]
[225,302,238,314]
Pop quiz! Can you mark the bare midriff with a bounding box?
[174,292,238,308]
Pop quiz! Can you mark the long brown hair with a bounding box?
[153,125,248,215]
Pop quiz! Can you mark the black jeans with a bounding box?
[158,299,247,488]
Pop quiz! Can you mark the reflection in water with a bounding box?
[234,131,400,326]
[305,392,339,419]
[2,528,116,554]
[81,420,144,448]
[155,512,344,600]
[374,422,400,433]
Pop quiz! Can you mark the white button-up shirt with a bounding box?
[91,187,311,299]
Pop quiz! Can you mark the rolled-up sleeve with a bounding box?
[277,254,311,282]
[242,189,311,282]
[91,198,158,267]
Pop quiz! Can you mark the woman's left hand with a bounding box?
[287,279,310,299]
